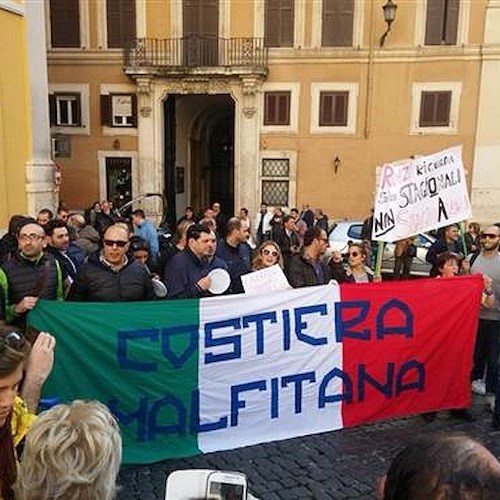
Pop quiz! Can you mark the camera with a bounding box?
[165,469,251,500]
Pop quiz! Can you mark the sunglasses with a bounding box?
[480,233,499,239]
[104,239,128,248]
[348,251,361,257]
[262,249,279,257]
[0,331,25,353]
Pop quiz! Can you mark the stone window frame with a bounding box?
[410,82,461,135]
[310,82,358,135]
[48,83,90,136]
[261,82,300,134]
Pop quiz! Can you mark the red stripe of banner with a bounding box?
[340,274,483,426]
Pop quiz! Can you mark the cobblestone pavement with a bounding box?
[118,395,500,499]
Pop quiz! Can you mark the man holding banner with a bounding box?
[467,225,500,416]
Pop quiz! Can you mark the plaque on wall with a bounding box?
[52,135,71,158]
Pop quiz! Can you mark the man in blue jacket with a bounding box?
[164,223,228,299]
[131,209,159,261]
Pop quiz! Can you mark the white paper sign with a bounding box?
[372,145,472,242]
[241,264,291,296]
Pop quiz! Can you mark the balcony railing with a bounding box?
[124,36,268,70]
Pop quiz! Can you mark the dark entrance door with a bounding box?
[208,111,234,215]
[105,157,132,215]
[183,0,218,66]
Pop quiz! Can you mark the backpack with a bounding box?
[468,251,481,268]
[406,243,417,258]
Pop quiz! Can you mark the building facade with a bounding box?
[46,0,498,225]
[0,0,55,230]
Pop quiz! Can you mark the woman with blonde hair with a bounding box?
[252,240,284,271]
[15,400,121,500]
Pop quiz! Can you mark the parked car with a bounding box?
[326,220,435,277]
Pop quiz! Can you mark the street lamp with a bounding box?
[333,156,341,174]
[380,0,398,47]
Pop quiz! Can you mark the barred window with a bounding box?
[261,158,290,206]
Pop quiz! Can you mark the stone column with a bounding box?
[136,76,162,221]
[236,75,263,217]
[25,0,56,214]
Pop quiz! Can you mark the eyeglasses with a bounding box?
[262,249,279,257]
[104,239,128,248]
[348,251,361,257]
[0,331,25,353]
[480,233,499,239]
[18,233,44,242]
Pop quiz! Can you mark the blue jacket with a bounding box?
[164,247,229,299]
[134,219,159,257]
[215,239,251,294]
[46,243,85,280]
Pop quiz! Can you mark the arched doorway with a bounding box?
[164,94,235,224]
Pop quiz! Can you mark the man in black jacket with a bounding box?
[273,214,300,271]
[287,226,331,288]
[44,219,85,283]
[67,224,154,302]
[0,221,64,328]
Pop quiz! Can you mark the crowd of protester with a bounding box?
[1,199,500,498]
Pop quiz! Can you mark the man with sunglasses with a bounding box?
[0,327,55,499]
[67,223,154,302]
[466,225,500,425]
[287,226,331,288]
[0,221,64,329]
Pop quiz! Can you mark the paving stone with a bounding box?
[118,395,499,499]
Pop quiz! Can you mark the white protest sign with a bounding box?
[372,145,471,242]
[241,264,291,296]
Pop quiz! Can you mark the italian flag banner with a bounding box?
[28,275,482,464]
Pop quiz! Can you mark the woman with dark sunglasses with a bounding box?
[252,241,284,271]
[328,242,376,283]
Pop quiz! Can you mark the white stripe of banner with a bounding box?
[198,284,343,453]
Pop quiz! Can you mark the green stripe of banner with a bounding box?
[28,299,201,464]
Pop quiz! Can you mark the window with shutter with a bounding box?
[264,92,291,126]
[101,94,138,127]
[419,91,452,127]
[319,91,349,126]
[107,0,136,48]
[52,93,81,126]
[50,0,80,48]
[265,0,294,47]
[425,0,459,46]
[322,0,354,47]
